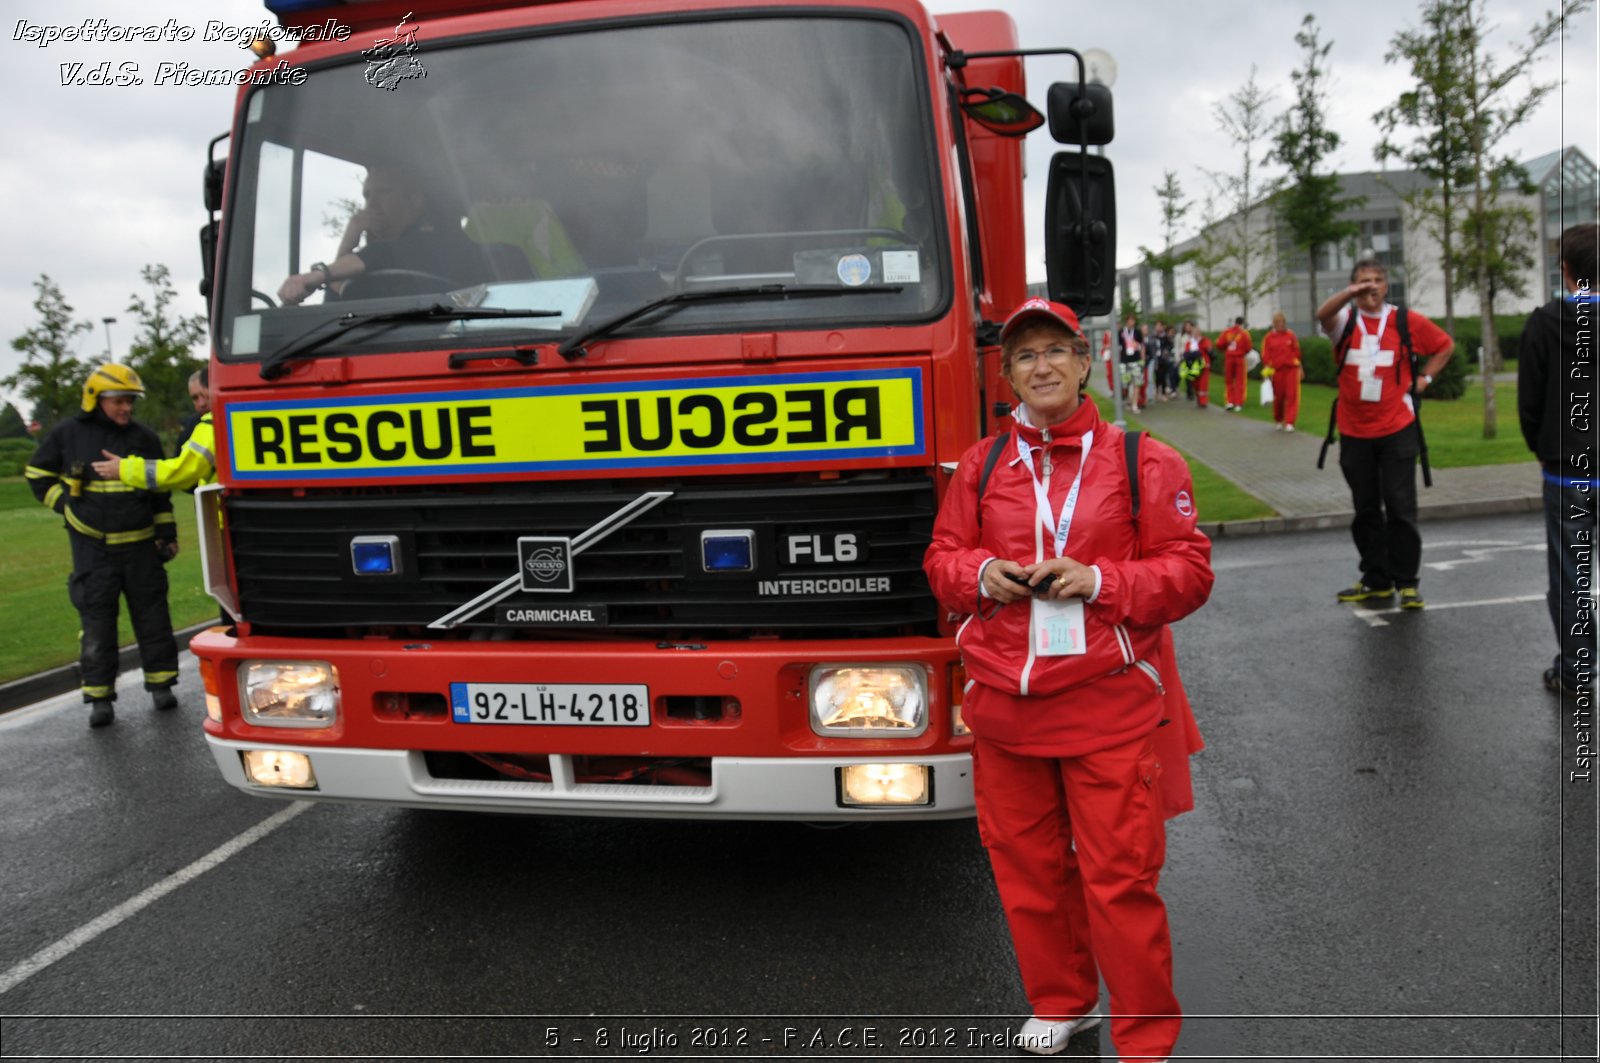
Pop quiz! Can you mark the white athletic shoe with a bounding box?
[1017,1008,1102,1055]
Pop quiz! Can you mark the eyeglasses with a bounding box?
[1010,345,1082,370]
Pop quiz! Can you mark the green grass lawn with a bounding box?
[1235,375,1532,467]
[0,479,216,685]
[1087,393,1277,524]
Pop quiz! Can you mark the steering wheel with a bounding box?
[251,289,277,308]
[341,268,459,300]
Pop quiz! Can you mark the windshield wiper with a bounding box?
[258,304,559,380]
[555,283,902,360]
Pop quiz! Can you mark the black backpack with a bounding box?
[1317,306,1432,487]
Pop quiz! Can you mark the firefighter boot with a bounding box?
[151,687,179,712]
[88,701,115,728]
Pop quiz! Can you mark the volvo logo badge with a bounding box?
[517,537,574,593]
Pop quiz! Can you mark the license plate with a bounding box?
[449,683,649,726]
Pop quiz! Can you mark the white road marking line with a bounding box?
[0,801,312,996]
[1348,593,1545,628]
[1424,544,1544,571]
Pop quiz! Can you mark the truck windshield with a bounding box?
[217,14,947,362]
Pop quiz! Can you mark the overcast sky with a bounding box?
[1,0,1594,402]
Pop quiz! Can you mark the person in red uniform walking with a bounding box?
[1260,311,1302,431]
[1217,316,1253,410]
[1316,259,1453,608]
[925,297,1214,1062]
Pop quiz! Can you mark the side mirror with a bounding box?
[203,158,226,213]
[1046,82,1114,147]
[960,87,1046,138]
[1044,152,1116,318]
[198,221,218,306]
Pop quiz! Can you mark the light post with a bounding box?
[101,317,117,360]
[1082,49,1124,427]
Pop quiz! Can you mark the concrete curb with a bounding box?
[0,620,217,716]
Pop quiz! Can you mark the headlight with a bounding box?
[809,664,927,736]
[241,750,318,789]
[839,763,930,806]
[240,661,340,728]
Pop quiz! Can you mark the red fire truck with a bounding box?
[190,0,1115,819]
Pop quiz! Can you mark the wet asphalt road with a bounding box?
[0,511,1593,1062]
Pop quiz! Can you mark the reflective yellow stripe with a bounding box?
[154,512,176,524]
[63,507,104,539]
[24,465,55,479]
[43,484,63,509]
[85,481,136,493]
[105,527,156,545]
[82,684,113,698]
[144,671,178,685]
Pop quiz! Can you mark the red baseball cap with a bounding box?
[999,297,1083,342]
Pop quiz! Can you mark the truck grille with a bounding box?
[225,472,938,638]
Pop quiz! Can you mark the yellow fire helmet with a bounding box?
[81,363,146,413]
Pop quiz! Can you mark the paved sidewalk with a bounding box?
[1094,382,1542,537]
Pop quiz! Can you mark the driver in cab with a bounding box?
[277,165,487,305]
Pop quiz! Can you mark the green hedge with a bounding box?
[0,438,36,477]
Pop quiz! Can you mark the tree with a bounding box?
[1209,66,1283,325]
[125,264,208,443]
[0,402,28,439]
[1376,0,1477,340]
[4,275,92,432]
[1271,14,1363,330]
[1139,170,1194,314]
[1187,194,1232,329]
[1378,0,1590,437]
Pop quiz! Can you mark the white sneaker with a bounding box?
[1017,1008,1102,1055]
[1285,424,1295,432]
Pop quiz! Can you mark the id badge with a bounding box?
[1361,334,1381,356]
[1032,596,1088,657]
[1360,377,1384,403]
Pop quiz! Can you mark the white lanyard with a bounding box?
[1016,428,1093,559]
[1355,305,1392,352]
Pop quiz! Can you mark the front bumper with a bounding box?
[206,739,974,820]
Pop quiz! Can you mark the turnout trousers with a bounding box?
[973,734,1180,1061]
[1337,422,1422,589]
[68,534,178,702]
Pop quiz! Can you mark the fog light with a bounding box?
[701,529,753,572]
[241,661,339,727]
[241,750,317,789]
[809,664,927,735]
[840,763,930,806]
[351,535,400,575]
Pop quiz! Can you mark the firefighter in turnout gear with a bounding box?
[26,365,181,727]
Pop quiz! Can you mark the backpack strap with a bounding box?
[973,429,1011,527]
[1394,306,1432,488]
[1318,311,1359,470]
[1125,430,1143,521]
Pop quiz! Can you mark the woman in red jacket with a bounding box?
[925,298,1214,1062]
[1261,311,1302,431]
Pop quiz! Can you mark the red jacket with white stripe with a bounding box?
[923,400,1214,756]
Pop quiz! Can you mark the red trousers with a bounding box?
[1224,355,1248,407]
[973,734,1181,1060]
[1195,367,1210,408]
[1271,367,1301,426]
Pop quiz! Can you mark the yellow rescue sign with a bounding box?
[226,368,925,481]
